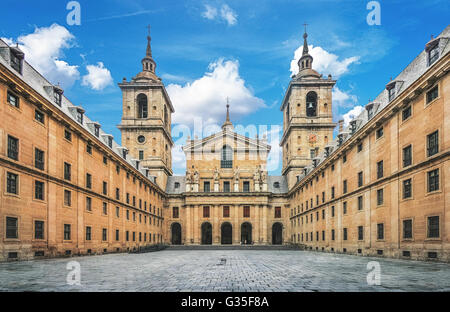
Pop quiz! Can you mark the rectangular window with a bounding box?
[7,91,19,108]
[115,188,120,200]
[428,46,439,65]
[64,190,71,206]
[343,202,347,214]
[64,224,71,240]
[203,181,210,192]
[6,217,18,239]
[427,131,439,157]
[358,171,363,187]
[331,187,335,199]
[139,150,144,160]
[358,226,364,241]
[331,206,335,217]
[173,207,179,218]
[343,154,347,163]
[322,192,325,203]
[35,110,45,124]
[86,144,92,155]
[223,181,230,192]
[203,206,210,218]
[116,206,120,217]
[64,129,72,141]
[427,169,439,192]
[35,221,44,239]
[35,148,45,170]
[64,162,71,181]
[103,181,107,195]
[427,216,439,238]
[102,228,107,241]
[126,193,130,204]
[7,135,19,160]
[343,180,347,194]
[103,202,108,215]
[331,229,335,241]
[403,219,413,239]
[116,230,119,241]
[357,143,363,153]
[377,161,383,179]
[54,90,62,106]
[403,179,412,199]
[10,50,23,73]
[126,231,129,241]
[377,189,384,205]
[103,155,108,164]
[388,87,395,102]
[275,207,282,218]
[376,127,384,139]
[35,180,44,200]
[243,181,250,192]
[86,226,92,241]
[377,223,384,240]
[403,145,412,167]
[357,196,363,210]
[322,209,325,219]
[343,228,348,241]
[86,197,92,211]
[6,172,19,194]
[223,206,230,218]
[86,173,92,189]
[243,206,250,218]
[426,85,438,104]
[402,106,411,121]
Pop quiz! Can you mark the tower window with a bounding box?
[137,94,148,118]
[428,44,439,66]
[221,145,233,168]
[306,92,317,117]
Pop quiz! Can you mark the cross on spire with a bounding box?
[147,24,151,37]
[303,23,308,34]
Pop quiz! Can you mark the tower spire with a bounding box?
[146,25,152,57]
[222,97,233,130]
[302,23,309,55]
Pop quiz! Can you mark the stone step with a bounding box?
[166,245,303,251]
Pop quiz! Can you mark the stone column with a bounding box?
[185,205,190,245]
[255,204,260,244]
[193,205,199,244]
[234,181,239,192]
[262,205,268,244]
[214,182,219,192]
[234,205,240,244]
[213,205,219,244]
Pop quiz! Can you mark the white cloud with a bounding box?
[342,105,365,127]
[333,86,358,108]
[220,4,237,26]
[201,4,237,26]
[2,24,80,88]
[202,4,218,20]
[290,44,359,78]
[166,58,265,126]
[81,62,113,91]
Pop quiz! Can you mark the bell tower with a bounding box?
[118,27,174,189]
[280,27,336,189]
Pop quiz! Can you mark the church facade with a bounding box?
[0,25,449,262]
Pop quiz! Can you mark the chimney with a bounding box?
[338,119,344,133]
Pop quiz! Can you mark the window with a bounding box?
[116,206,120,217]
[94,125,100,137]
[223,181,230,192]
[126,210,130,220]
[376,127,384,139]
[204,181,211,192]
[7,135,19,160]
[115,188,120,200]
[76,110,83,124]
[357,143,363,152]
[126,193,130,204]
[403,145,412,167]
[174,182,180,189]
[6,172,18,194]
[427,216,439,238]
[310,149,316,159]
[103,156,108,164]
[139,150,144,160]
[426,85,439,104]
[35,148,45,170]
[331,229,335,241]
[64,224,71,240]
[343,154,347,163]
[358,226,364,240]
[427,169,439,192]
[322,192,325,203]
[86,143,92,155]
[358,171,363,187]
[103,181,108,195]
[64,162,71,181]
[137,94,148,118]
[243,181,250,192]
[243,206,250,218]
[64,190,71,206]
[64,129,72,141]
[402,106,411,121]
[86,226,92,240]
[7,91,19,108]
[203,206,210,218]
[35,110,45,124]
[35,221,44,239]
[103,202,108,215]
[35,181,44,200]
[331,186,335,199]
[126,231,129,241]
[102,229,107,241]
[275,207,281,218]
[173,207,179,218]
[54,90,62,106]
[377,161,383,179]
[343,202,347,214]
[343,180,348,194]
[403,219,413,239]
[10,49,23,73]
[331,206,335,217]
[388,87,395,102]
[86,197,92,211]
[223,206,230,218]
[221,145,233,168]
[6,217,18,239]
[427,130,439,157]
[377,223,384,240]
[357,196,363,210]
[86,173,92,189]
[343,228,348,241]
[428,45,439,65]
[377,189,384,205]
[116,230,119,241]
[403,179,412,199]
[306,91,317,117]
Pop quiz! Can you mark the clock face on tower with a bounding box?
[137,135,146,143]
[308,134,317,143]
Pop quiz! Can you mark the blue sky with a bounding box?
[1,0,448,175]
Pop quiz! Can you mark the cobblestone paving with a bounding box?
[0,250,449,291]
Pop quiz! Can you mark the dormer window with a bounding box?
[427,42,439,66]
[274,182,280,189]
[10,47,24,74]
[76,109,84,124]
[94,124,100,137]
[174,182,180,189]
[135,160,140,170]
[388,86,396,102]
[52,86,64,106]
[108,137,113,148]
[122,149,128,159]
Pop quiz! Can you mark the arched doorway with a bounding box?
[272,223,283,245]
[171,223,182,245]
[221,222,232,245]
[201,222,212,245]
[241,222,252,245]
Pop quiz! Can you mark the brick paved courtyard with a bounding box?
[0,250,449,292]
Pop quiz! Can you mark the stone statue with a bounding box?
[213,167,220,182]
[233,166,240,182]
[186,169,192,184]
[254,168,260,183]
[260,169,267,184]
[193,169,199,184]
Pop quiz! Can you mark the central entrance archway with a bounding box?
[171,222,182,245]
[201,222,212,245]
[272,222,283,245]
[241,222,252,245]
[221,222,232,244]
